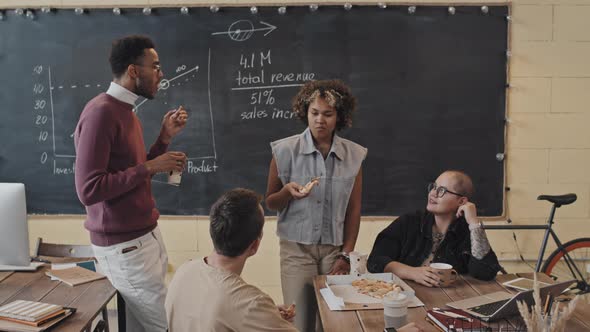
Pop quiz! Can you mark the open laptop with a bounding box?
[0,183,41,271]
[446,280,575,321]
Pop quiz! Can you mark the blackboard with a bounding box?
[0,5,508,216]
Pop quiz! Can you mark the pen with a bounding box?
[433,308,473,322]
[545,294,554,315]
[543,294,551,315]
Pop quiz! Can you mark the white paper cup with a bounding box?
[349,251,368,276]
[168,170,182,186]
[401,289,415,302]
[383,293,408,328]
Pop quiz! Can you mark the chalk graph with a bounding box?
[32,17,284,177]
[36,52,217,172]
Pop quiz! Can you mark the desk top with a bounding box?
[314,273,590,332]
[0,266,116,332]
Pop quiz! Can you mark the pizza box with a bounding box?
[319,273,424,311]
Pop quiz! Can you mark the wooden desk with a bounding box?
[0,266,116,332]
[314,273,590,332]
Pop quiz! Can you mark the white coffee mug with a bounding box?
[429,262,458,287]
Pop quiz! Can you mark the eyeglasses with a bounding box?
[134,63,162,73]
[427,182,464,198]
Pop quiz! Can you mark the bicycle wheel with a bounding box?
[541,238,590,294]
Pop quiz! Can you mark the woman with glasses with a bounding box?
[367,170,501,286]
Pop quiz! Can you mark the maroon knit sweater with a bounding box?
[74,93,167,246]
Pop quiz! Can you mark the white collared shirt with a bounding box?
[106,82,139,106]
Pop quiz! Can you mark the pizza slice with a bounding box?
[351,279,402,299]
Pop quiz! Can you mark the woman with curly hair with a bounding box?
[265,80,367,331]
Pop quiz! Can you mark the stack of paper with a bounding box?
[0,300,75,331]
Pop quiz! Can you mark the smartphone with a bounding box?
[383,328,397,332]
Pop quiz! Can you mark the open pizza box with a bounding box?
[319,273,424,311]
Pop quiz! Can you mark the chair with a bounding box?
[33,238,112,332]
[33,237,95,259]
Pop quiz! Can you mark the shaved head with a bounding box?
[443,170,474,200]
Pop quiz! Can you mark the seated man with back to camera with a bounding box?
[367,170,501,287]
[165,188,297,332]
[165,188,424,332]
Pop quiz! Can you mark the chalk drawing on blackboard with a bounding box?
[41,66,114,152]
[133,59,217,163]
[211,20,277,41]
[134,65,199,112]
[46,66,76,159]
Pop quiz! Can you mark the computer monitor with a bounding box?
[0,183,30,266]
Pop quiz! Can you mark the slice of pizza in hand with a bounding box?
[299,177,320,194]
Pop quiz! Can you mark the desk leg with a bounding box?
[117,293,126,332]
[101,306,110,332]
[93,317,108,332]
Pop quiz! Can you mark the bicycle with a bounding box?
[483,193,590,294]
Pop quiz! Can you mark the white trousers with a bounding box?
[93,227,168,332]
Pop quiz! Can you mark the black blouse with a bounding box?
[367,211,501,281]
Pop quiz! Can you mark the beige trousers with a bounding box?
[279,239,341,332]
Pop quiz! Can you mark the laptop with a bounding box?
[446,280,575,321]
[0,183,41,271]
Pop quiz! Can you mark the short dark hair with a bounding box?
[445,170,475,200]
[209,188,264,257]
[109,35,155,78]
[292,79,357,131]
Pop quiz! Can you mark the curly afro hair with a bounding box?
[292,80,357,131]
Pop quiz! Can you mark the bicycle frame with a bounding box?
[484,204,587,282]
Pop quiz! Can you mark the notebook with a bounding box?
[0,309,67,327]
[45,266,105,286]
[48,260,97,281]
[0,308,74,332]
[426,309,488,332]
[0,300,62,322]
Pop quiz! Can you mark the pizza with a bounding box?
[299,177,320,194]
[351,279,402,299]
[285,303,295,316]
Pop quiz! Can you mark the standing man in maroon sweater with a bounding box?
[74,35,188,332]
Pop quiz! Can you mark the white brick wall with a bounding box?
[552,78,590,113]
[509,78,552,113]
